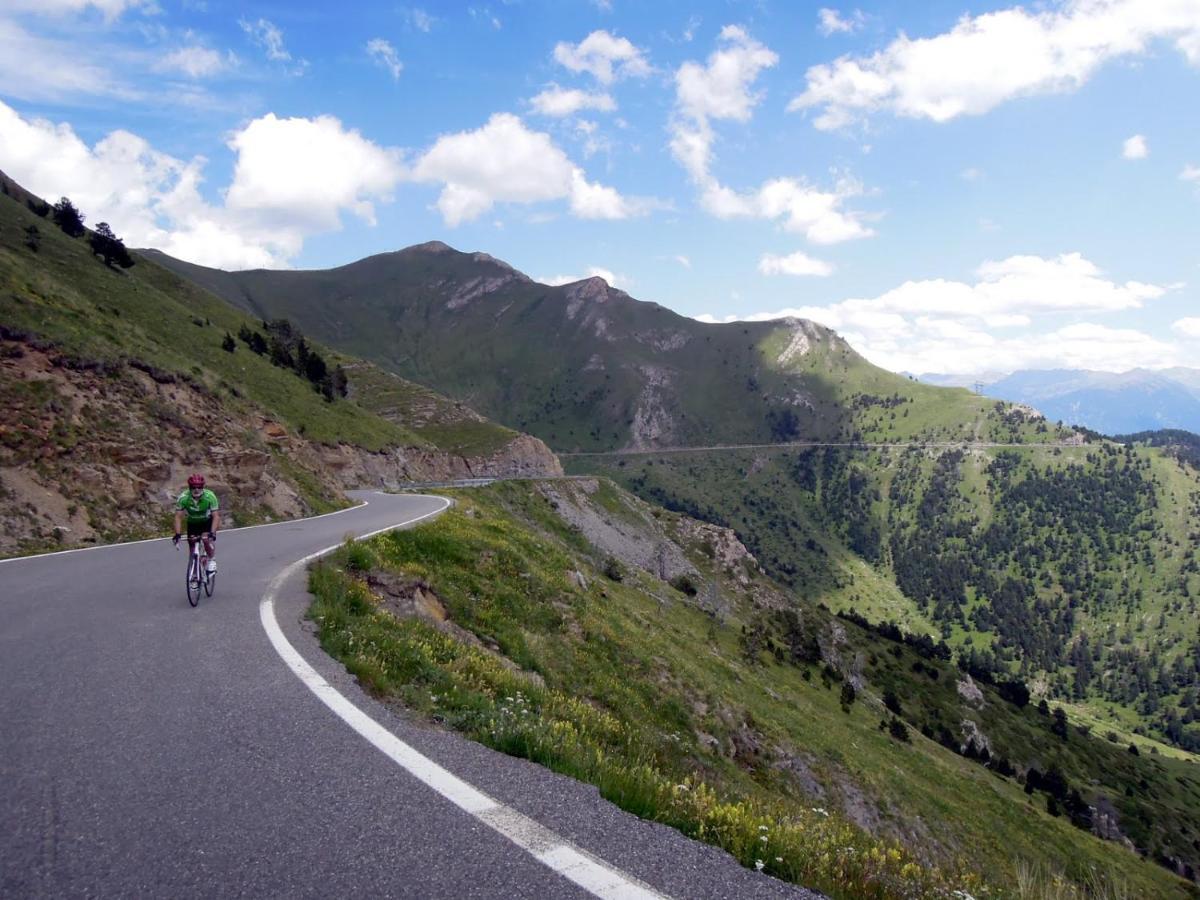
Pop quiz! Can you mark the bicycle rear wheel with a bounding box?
[204,566,216,597]
[186,552,202,607]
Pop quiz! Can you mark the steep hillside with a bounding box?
[308,478,1200,898]
[147,243,1067,452]
[0,174,559,554]
[577,441,1200,753]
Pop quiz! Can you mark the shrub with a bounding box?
[343,538,377,573]
[883,689,903,716]
[887,717,909,742]
[601,555,624,582]
[669,573,698,596]
[1051,707,1069,740]
[839,680,856,712]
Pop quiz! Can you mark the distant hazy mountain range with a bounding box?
[918,368,1200,436]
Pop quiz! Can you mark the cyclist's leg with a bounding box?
[198,517,216,571]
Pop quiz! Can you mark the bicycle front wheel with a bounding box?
[204,568,216,597]
[186,554,202,607]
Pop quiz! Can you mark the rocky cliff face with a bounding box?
[0,335,559,555]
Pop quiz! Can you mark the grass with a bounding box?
[306,482,1197,900]
[0,197,406,451]
[308,538,984,900]
[412,421,520,458]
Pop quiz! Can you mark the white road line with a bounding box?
[258,498,669,900]
[0,496,372,564]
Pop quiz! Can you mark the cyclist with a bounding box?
[173,473,220,573]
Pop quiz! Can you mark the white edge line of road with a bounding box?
[258,495,670,900]
[0,498,371,565]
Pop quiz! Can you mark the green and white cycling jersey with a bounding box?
[177,488,220,524]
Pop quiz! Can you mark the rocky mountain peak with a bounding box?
[409,240,453,254]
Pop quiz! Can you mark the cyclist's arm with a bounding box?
[210,509,221,533]
[173,509,183,535]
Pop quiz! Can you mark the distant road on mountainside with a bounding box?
[559,439,1089,457]
[0,492,813,899]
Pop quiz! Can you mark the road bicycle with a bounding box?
[179,535,216,606]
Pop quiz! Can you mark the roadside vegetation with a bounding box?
[307,481,1197,899]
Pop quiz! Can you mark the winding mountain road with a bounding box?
[1,492,816,899]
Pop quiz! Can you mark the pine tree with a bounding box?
[52,197,85,237]
[88,222,134,268]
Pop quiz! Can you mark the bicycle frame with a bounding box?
[182,535,212,606]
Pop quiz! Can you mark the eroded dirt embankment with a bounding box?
[0,337,560,554]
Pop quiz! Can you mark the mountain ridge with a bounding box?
[146,242,1062,455]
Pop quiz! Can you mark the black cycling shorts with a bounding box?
[186,518,214,538]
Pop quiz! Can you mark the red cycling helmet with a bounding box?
[187,473,206,489]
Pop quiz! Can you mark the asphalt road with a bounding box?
[1,492,819,899]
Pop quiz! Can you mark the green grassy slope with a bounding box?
[308,480,1200,898]
[0,176,520,457]
[574,441,1200,754]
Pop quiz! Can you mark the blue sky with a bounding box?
[1,0,1199,377]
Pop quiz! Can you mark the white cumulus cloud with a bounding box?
[410,113,643,225]
[675,25,777,126]
[1122,134,1148,159]
[0,101,407,269]
[669,27,871,245]
[539,266,629,288]
[759,251,834,277]
[553,30,651,84]
[695,253,1174,375]
[225,113,405,230]
[529,85,616,117]
[702,175,873,243]
[791,0,1200,130]
[1181,164,1200,183]
[1173,317,1200,338]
